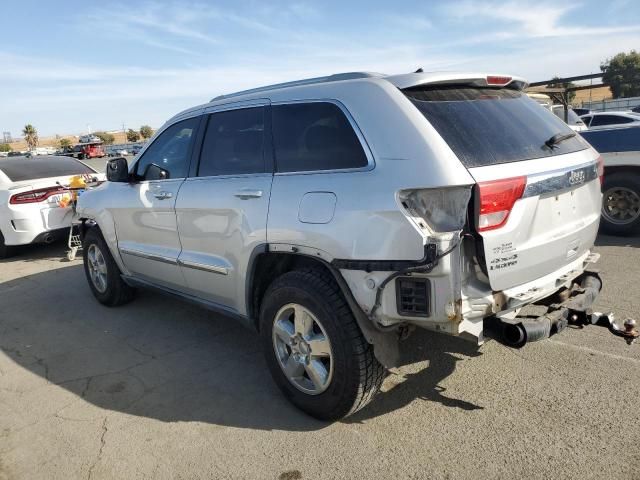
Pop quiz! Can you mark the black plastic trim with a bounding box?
[395,277,431,317]
[331,243,437,272]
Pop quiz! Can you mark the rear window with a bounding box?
[405,87,588,168]
[272,102,368,172]
[0,156,95,182]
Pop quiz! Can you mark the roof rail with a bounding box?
[210,72,382,102]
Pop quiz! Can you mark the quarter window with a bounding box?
[198,107,265,177]
[135,117,198,180]
[272,102,368,173]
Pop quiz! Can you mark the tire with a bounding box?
[82,227,135,306]
[600,172,640,236]
[0,230,15,259]
[259,269,385,421]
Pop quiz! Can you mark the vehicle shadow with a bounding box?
[345,331,483,423]
[595,234,640,248]
[0,238,69,264]
[0,264,481,430]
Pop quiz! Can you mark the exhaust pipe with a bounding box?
[497,272,603,348]
[43,233,55,244]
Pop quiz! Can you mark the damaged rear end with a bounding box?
[344,74,605,347]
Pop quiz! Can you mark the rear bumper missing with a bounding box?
[487,270,603,347]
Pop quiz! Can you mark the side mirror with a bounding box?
[143,163,170,181]
[106,157,130,182]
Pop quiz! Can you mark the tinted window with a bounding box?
[405,87,588,168]
[590,115,634,127]
[0,156,95,182]
[272,102,368,172]
[581,116,592,127]
[135,117,198,180]
[198,107,265,176]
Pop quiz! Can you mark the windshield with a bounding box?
[0,156,95,182]
[405,87,589,168]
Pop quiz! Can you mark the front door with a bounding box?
[113,115,201,290]
[176,104,272,314]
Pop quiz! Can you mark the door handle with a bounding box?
[153,191,173,200]
[234,189,263,199]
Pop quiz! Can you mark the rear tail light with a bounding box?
[596,155,604,186]
[398,187,472,234]
[9,186,65,205]
[477,176,526,232]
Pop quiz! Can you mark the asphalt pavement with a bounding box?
[0,235,639,479]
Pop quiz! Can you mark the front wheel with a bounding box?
[260,269,385,420]
[600,172,640,236]
[82,228,135,306]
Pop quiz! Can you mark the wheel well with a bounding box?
[603,165,640,178]
[78,218,99,241]
[248,252,342,330]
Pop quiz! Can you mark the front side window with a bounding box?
[272,102,368,173]
[198,107,265,177]
[135,117,198,180]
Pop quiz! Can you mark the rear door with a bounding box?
[175,102,272,314]
[405,86,602,291]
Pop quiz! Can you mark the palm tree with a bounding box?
[22,124,38,151]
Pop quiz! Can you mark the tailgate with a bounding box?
[469,150,602,291]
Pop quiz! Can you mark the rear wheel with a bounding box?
[600,172,640,236]
[82,228,135,306]
[260,269,385,420]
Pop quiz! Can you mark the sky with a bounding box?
[1,0,639,137]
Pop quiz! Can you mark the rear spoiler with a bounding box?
[385,72,528,91]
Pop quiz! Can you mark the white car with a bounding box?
[0,155,99,258]
[580,111,640,130]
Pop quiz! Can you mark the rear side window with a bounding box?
[590,115,633,127]
[272,102,368,172]
[405,87,588,168]
[0,157,95,182]
[198,107,265,176]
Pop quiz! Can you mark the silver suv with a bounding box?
[77,71,604,420]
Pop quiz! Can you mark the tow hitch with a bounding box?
[590,314,639,345]
[488,272,639,347]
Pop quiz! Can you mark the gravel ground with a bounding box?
[0,235,638,480]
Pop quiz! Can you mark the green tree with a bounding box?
[139,125,153,140]
[94,131,115,145]
[548,76,577,103]
[59,138,72,149]
[601,50,640,98]
[126,129,140,142]
[22,124,38,151]
[0,143,11,152]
